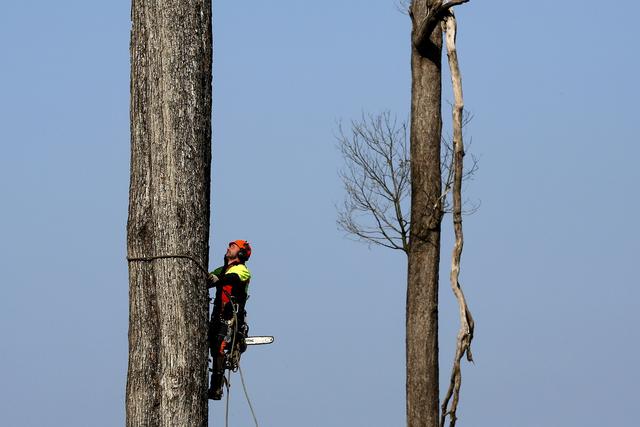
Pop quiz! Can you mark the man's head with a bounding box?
[225,240,252,263]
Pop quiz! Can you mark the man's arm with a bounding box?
[207,266,225,289]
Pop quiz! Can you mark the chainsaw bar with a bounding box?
[244,336,274,345]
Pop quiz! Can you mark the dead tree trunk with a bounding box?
[126,1,212,425]
[407,1,468,426]
[407,3,443,425]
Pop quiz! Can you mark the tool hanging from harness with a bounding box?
[208,289,274,401]
[216,290,245,372]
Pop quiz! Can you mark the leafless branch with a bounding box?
[396,0,412,15]
[337,109,478,255]
[440,12,475,427]
[439,108,477,213]
[337,112,411,253]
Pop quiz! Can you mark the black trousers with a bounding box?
[208,305,247,393]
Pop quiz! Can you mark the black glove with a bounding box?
[206,273,219,288]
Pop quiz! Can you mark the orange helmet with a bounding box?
[229,240,252,261]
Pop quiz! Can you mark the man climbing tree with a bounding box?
[207,240,253,400]
[126,0,212,425]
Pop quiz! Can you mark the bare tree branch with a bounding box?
[337,112,411,253]
[438,109,476,214]
[440,12,475,427]
[396,0,412,15]
[336,109,478,254]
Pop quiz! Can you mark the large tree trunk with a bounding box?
[126,1,212,425]
[407,1,444,426]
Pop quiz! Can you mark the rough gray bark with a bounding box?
[126,1,212,426]
[407,2,443,424]
[407,2,444,426]
[406,1,468,426]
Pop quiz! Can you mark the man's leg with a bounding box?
[208,315,228,400]
[208,350,225,400]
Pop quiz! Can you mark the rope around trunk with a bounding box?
[126,254,209,276]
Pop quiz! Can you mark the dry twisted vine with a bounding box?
[440,11,475,427]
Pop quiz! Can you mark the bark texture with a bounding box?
[127,1,212,426]
[407,3,470,426]
[407,2,444,426]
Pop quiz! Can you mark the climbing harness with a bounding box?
[213,292,263,427]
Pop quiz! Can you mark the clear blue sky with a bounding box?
[1,1,639,426]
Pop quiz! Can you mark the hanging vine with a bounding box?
[440,11,475,427]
